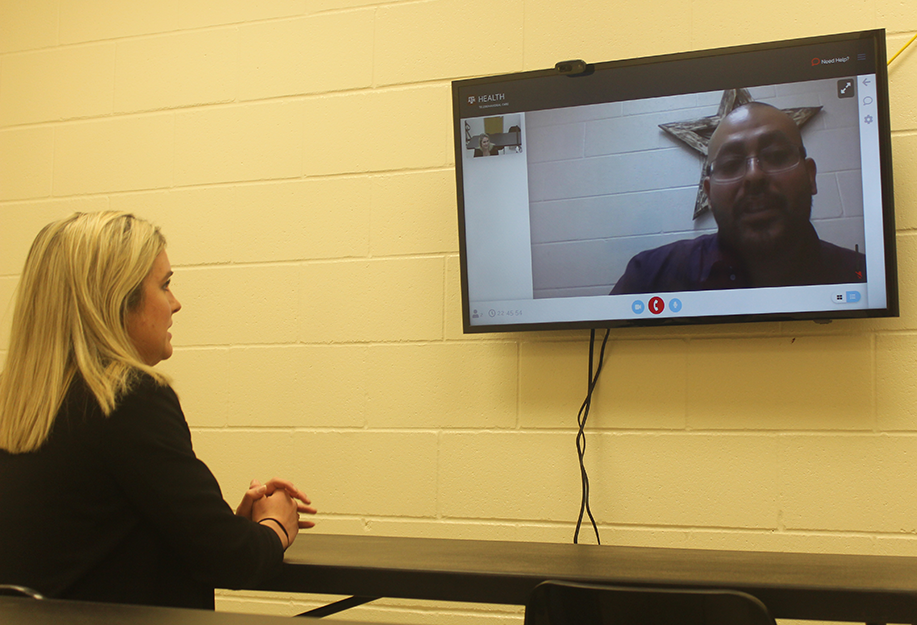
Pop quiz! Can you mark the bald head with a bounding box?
[702,101,818,263]
[707,102,804,164]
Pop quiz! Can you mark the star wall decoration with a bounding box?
[658,88,822,219]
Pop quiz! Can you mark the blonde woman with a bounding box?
[474,133,499,157]
[0,212,315,609]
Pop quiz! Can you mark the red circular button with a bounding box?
[649,297,665,314]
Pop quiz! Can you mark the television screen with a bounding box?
[452,29,897,332]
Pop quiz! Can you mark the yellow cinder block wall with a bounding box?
[2,1,917,623]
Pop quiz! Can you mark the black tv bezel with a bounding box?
[452,29,898,333]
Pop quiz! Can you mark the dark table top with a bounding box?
[0,595,378,625]
[268,534,917,623]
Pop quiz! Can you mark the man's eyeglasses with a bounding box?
[705,144,806,182]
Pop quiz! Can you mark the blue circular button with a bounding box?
[669,298,683,313]
[632,300,645,314]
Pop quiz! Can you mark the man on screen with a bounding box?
[611,102,866,295]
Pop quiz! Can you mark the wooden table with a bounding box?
[0,595,377,625]
[264,534,917,623]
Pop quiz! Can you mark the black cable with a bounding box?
[573,328,610,545]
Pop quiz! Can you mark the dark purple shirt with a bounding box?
[611,226,866,295]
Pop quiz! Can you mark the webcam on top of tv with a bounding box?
[555,59,593,77]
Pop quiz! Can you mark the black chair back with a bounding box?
[0,585,44,600]
[524,581,776,625]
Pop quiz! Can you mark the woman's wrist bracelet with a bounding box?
[258,517,290,544]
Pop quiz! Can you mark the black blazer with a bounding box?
[0,373,283,609]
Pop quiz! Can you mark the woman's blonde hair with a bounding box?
[0,212,168,453]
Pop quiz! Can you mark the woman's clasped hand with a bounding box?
[236,478,317,549]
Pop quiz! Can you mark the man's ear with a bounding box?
[805,157,817,195]
[702,176,711,197]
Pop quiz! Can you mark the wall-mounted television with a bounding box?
[452,29,897,332]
